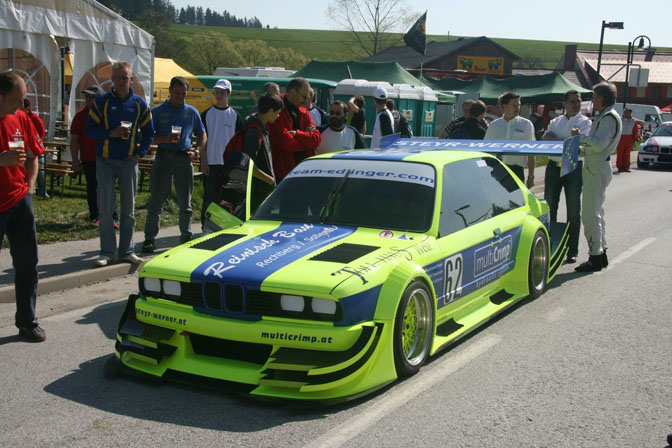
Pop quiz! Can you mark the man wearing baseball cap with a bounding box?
[71,85,104,224]
[370,86,394,148]
[200,78,242,228]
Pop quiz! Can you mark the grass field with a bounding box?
[29,175,203,245]
[167,24,670,71]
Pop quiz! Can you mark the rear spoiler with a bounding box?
[379,134,581,176]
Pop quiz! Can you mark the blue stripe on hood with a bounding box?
[192,223,356,289]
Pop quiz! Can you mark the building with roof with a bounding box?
[557,45,672,108]
[364,36,520,77]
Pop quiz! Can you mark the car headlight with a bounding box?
[162,280,181,297]
[641,144,655,153]
[280,294,305,312]
[311,297,337,315]
[143,277,161,293]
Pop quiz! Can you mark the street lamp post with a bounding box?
[623,35,652,109]
[597,20,624,77]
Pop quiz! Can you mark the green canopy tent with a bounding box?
[419,72,592,105]
[294,60,427,86]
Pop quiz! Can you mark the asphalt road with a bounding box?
[1,166,670,447]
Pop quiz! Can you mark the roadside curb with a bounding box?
[0,261,143,304]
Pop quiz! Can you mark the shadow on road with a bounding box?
[42,353,348,431]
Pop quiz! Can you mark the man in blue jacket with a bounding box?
[86,61,154,267]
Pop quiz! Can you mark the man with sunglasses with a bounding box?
[86,61,154,267]
[316,100,366,154]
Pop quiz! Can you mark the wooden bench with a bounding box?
[45,161,77,195]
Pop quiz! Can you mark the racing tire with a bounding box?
[636,159,649,169]
[528,230,549,299]
[393,280,434,377]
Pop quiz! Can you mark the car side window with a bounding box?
[480,157,525,215]
[439,159,493,237]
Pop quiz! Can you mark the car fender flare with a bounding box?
[374,262,437,323]
[511,215,548,291]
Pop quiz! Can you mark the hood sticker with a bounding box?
[192,223,356,288]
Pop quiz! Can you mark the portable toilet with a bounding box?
[417,86,438,137]
[392,84,420,136]
[333,79,397,139]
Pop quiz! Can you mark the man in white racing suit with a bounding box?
[571,82,622,272]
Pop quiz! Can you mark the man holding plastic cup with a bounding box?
[0,72,47,342]
[86,61,154,267]
[142,76,205,253]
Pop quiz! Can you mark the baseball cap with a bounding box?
[82,85,103,96]
[373,87,388,100]
[214,79,232,91]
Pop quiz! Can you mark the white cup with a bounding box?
[120,121,132,139]
[8,140,25,165]
[171,125,182,143]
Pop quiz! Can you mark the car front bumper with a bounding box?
[115,294,397,400]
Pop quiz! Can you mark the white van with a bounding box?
[614,103,663,133]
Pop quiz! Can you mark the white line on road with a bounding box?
[605,237,657,271]
[302,334,501,448]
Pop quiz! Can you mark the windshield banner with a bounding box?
[286,159,436,187]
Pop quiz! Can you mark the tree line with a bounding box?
[99,0,263,28]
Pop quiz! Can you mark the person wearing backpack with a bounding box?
[218,93,284,217]
[386,100,413,138]
[449,100,487,140]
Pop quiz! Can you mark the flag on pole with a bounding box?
[403,11,427,56]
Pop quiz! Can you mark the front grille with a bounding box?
[224,285,244,312]
[204,282,221,309]
[150,282,341,322]
[661,147,670,154]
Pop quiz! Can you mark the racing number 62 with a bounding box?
[444,254,463,305]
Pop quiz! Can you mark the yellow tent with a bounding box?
[153,57,193,103]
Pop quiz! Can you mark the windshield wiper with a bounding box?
[320,169,351,223]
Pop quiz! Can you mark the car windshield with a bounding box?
[253,158,436,232]
[653,126,672,137]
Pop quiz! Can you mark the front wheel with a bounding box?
[393,280,434,377]
[637,158,649,169]
[528,230,549,299]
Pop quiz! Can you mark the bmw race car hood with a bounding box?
[643,136,672,147]
[141,221,431,297]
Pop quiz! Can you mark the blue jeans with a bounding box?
[545,161,583,257]
[0,195,39,328]
[144,150,194,243]
[97,158,138,258]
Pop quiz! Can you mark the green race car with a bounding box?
[115,146,568,400]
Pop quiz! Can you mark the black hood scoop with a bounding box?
[190,233,244,251]
[310,243,379,263]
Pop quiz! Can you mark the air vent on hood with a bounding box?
[309,243,378,263]
[190,233,244,251]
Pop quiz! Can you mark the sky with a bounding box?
[169,0,671,48]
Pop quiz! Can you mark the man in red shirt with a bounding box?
[22,98,47,197]
[71,85,104,223]
[266,77,321,182]
[0,72,46,342]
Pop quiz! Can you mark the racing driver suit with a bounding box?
[578,105,621,266]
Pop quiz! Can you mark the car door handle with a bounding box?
[493,228,502,238]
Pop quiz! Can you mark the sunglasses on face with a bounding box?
[113,76,130,81]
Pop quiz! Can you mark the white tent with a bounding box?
[0,0,154,138]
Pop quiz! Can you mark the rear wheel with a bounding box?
[637,158,649,169]
[528,230,549,299]
[393,280,434,377]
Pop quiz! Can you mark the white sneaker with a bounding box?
[95,255,113,267]
[119,253,143,264]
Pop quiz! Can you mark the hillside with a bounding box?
[166,23,669,74]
